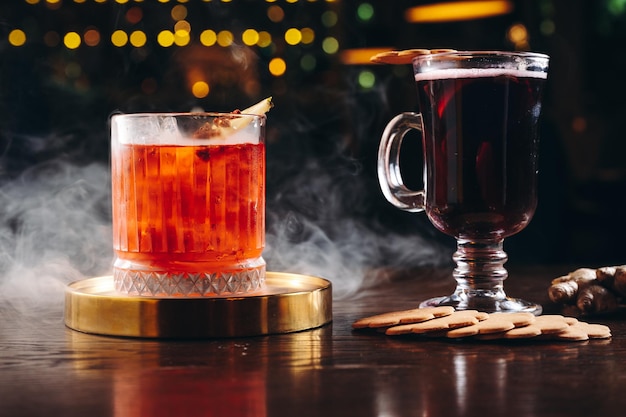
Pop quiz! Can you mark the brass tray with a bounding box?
[65,272,332,338]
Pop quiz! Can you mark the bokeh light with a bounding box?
[507,23,528,44]
[242,29,260,46]
[8,29,27,47]
[300,54,316,71]
[192,81,210,98]
[83,28,101,46]
[257,31,272,47]
[358,70,376,89]
[174,20,191,33]
[321,10,338,27]
[158,30,175,47]
[171,5,187,20]
[125,6,143,24]
[322,36,339,54]
[64,31,82,49]
[174,29,190,46]
[357,3,375,22]
[269,57,286,76]
[301,27,315,44]
[607,0,626,15]
[507,23,529,49]
[45,0,62,10]
[129,30,147,47]
[217,30,233,47]
[111,30,128,47]
[405,0,513,23]
[200,29,217,46]
[284,28,302,45]
[267,5,285,22]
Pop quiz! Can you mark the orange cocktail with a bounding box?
[110,112,266,296]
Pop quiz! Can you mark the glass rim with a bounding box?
[413,50,549,62]
[110,111,266,120]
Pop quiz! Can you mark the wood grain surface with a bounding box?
[2,266,626,417]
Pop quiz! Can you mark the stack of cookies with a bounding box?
[352,307,611,342]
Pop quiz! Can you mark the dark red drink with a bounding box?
[378,51,549,313]
[415,68,547,240]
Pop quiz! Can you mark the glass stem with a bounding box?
[451,239,508,310]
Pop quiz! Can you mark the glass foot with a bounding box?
[424,239,543,315]
[419,294,542,315]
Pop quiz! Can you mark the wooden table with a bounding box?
[2,266,626,417]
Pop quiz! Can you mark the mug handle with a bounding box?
[377,112,425,212]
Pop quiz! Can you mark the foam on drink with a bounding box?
[415,67,548,82]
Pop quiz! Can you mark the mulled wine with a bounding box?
[416,69,546,240]
[378,51,549,313]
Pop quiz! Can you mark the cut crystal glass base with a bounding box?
[114,264,266,297]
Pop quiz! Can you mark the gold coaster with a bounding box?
[65,272,332,339]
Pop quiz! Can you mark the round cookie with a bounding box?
[567,322,611,339]
[531,315,571,334]
[446,312,536,338]
[550,326,590,341]
[386,310,489,336]
[352,306,455,329]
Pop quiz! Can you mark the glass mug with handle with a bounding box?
[378,51,549,314]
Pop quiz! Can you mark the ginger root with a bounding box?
[576,284,620,315]
[548,266,626,316]
[596,265,626,297]
[548,268,596,304]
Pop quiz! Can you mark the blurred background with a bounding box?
[0,0,625,289]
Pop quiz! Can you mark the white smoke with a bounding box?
[0,138,446,318]
[264,157,445,299]
[0,160,113,318]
